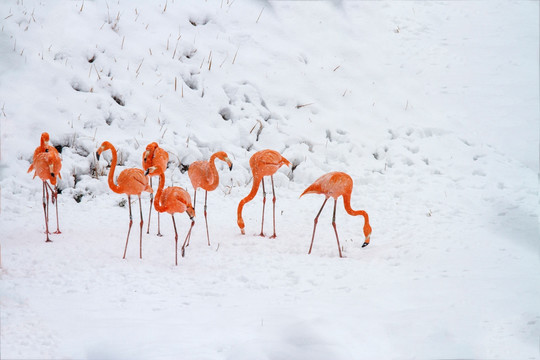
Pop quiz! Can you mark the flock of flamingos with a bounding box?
[28,132,372,265]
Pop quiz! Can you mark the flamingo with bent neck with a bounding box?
[237,149,290,237]
[300,171,372,257]
[145,165,195,265]
[142,142,169,236]
[97,141,152,259]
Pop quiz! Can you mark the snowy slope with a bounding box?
[0,1,539,359]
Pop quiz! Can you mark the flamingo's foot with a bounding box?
[259,233,265,237]
[45,239,53,243]
[181,247,186,258]
[157,233,163,237]
[269,234,276,239]
[53,230,61,234]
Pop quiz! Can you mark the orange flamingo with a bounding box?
[142,142,169,236]
[300,171,372,257]
[97,141,152,259]
[188,151,233,246]
[237,149,290,237]
[28,132,62,242]
[145,165,195,265]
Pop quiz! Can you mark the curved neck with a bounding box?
[237,176,262,228]
[342,193,370,222]
[209,153,220,178]
[153,172,167,212]
[107,146,122,193]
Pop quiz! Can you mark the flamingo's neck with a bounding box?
[237,175,262,232]
[106,146,123,194]
[153,171,167,213]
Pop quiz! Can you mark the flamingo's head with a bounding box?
[144,165,164,177]
[143,142,159,166]
[49,164,57,185]
[96,141,113,160]
[186,204,195,220]
[362,223,372,248]
[215,151,233,170]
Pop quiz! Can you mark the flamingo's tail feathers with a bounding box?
[27,164,34,173]
[300,183,319,198]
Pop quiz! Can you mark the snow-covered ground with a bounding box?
[1,0,538,359]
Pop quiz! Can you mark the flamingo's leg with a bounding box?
[42,182,52,242]
[123,195,133,259]
[260,178,266,237]
[157,209,162,237]
[53,185,61,234]
[204,190,210,246]
[181,218,195,258]
[308,198,328,254]
[139,195,144,259]
[146,177,153,234]
[331,199,343,258]
[269,175,277,238]
[172,214,178,266]
[187,190,197,247]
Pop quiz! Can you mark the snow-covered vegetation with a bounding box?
[1,0,538,358]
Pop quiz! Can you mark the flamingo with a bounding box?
[188,151,233,246]
[142,142,169,236]
[97,141,152,259]
[237,149,290,237]
[300,171,372,257]
[28,132,62,242]
[145,165,195,265]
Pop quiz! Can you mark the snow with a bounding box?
[1,0,539,359]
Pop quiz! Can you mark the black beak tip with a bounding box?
[50,173,55,177]
[144,169,150,176]
[96,152,100,161]
[229,164,233,171]
[362,242,369,248]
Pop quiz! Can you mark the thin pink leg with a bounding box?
[308,198,328,254]
[181,219,195,258]
[146,177,153,234]
[172,214,178,266]
[260,178,266,237]
[43,182,51,242]
[187,190,197,247]
[204,190,210,246]
[47,184,61,234]
[269,176,277,238]
[331,199,343,258]
[123,195,133,259]
[138,195,143,259]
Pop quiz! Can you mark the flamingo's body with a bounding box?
[97,141,152,259]
[146,166,195,265]
[142,142,169,236]
[28,132,62,242]
[237,149,290,237]
[188,151,232,246]
[300,171,372,257]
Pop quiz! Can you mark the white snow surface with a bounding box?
[0,0,539,359]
